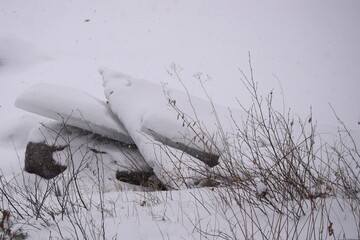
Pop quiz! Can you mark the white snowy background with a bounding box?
[0,0,359,239]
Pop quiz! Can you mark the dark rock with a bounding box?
[25,142,68,179]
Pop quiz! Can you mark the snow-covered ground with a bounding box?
[1,1,359,239]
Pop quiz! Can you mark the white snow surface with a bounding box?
[1,1,359,239]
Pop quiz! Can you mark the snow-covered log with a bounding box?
[100,67,245,188]
[15,83,133,144]
[15,68,248,189]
